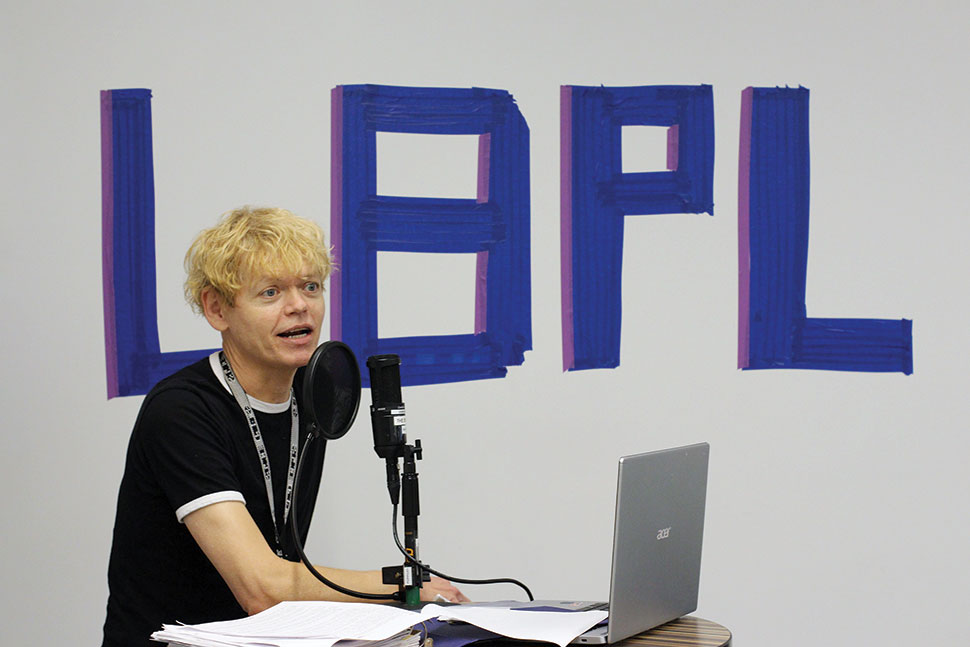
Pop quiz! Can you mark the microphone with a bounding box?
[367,354,406,504]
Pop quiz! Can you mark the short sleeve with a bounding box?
[135,386,246,523]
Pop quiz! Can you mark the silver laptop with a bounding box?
[507,442,710,644]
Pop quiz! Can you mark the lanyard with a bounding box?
[219,352,299,558]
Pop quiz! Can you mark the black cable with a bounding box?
[390,504,534,601]
[290,433,401,601]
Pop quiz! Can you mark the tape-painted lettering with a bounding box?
[332,85,532,387]
[100,89,216,398]
[560,85,715,371]
[738,87,913,373]
[100,84,912,398]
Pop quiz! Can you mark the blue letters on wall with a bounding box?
[100,84,912,398]
[332,85,532,387]
[560,85,715,371]
[738,87,913,373]
[101,89,216,398]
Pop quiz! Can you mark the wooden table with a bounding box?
[476,616,731,647]
[616,616,731,647]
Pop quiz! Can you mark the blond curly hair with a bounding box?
[184,206,332,313]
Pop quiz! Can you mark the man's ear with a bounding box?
[201,287,231,332]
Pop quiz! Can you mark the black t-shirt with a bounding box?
[101,355,326,647]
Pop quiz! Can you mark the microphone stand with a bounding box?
[368,353,535,603]
[379,439,428,606]
[400,439,423,605]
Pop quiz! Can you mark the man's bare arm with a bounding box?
[184,500,466,614]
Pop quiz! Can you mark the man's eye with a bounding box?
[305,282,320,293]
[262,288,278,298]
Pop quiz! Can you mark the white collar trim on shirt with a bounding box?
[208,351,291,414]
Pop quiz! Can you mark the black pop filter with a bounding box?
[302,341,361,440]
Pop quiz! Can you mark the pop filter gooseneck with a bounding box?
[290,341,400,601]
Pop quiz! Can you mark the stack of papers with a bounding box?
[152,601,607,647]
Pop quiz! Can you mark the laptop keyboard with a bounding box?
[576,602,610,612]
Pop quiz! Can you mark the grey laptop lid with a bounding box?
[472,443,709,644]
[604,442,709,643]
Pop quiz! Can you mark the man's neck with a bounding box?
[221,349,295,404]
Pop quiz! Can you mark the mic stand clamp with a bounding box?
[382,439,429,605]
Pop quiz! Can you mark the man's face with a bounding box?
[216,267,325,383]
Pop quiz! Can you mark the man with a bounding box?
[102,207,466,647]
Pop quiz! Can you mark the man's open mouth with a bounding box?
[278,327,312,338]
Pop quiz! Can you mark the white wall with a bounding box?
[2,2,967,645]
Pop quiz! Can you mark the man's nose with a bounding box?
[284,288,309,313]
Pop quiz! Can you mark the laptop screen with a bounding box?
[607,442,709,643]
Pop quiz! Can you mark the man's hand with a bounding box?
[420,576,470,603]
